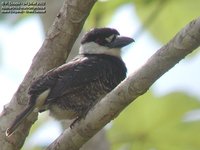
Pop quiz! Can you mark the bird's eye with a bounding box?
[105,34,116,43]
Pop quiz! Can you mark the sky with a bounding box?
[0,4,200,147]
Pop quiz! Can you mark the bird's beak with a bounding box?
[109,36,134,48]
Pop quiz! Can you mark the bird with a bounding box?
[6,27,134,136]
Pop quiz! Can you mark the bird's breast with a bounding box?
[49,104,77,120]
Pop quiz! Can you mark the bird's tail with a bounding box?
[6,104,35,136]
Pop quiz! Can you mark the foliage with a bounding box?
[86,0,199,44]
[1,0,199,43]
[108,91,200,150]
[85,0,132,29]
[1,0,199,149]
[134,0,200,43]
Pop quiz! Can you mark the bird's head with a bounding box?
[79,28,134,57]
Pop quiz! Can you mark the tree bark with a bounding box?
[0,0,96,149]
[38,0,109,149]
[46,17,200,150]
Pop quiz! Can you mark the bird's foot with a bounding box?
[70,116,81,129]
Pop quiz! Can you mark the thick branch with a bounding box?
[47,17,200,150]
[0,0,96,149]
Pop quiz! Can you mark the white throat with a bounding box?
[79,42,121,57]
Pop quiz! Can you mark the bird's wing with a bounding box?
[48,56,104,98]
[28,55,109,104]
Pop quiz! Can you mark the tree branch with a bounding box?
[0,0,97,149]
[47,17,200,150]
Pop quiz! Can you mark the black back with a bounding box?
[28,54,127,115]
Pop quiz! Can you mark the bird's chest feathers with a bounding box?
[49,105,77,120]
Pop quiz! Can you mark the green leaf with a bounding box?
[134,0,200,43]
[108,91,200,150]
[85,0,132,29]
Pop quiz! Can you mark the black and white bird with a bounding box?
[6,27,134,136]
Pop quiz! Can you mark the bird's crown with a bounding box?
[81,28,120,47]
